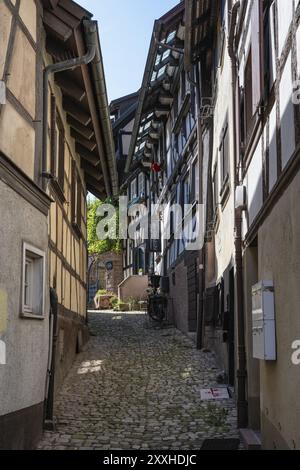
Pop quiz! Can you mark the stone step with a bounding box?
[239,429,262,450]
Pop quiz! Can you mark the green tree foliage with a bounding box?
[87,198,121,255]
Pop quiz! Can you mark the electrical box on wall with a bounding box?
[252,281,276,361]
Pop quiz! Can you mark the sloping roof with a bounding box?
[41,0,118,198]
[126,0,216,173]
[126,2,185,172]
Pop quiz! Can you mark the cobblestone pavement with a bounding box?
[37,312,239,450]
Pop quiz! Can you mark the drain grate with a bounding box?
[201,439,240,450]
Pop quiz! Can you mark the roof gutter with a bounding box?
[83,20,118,197]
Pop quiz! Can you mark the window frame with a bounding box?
[21,242,46,320]
[50,94,66,203]
[71,160,83,238]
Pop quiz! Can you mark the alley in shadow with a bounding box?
[37,312,239,450]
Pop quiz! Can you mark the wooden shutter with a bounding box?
[251,0,264,113]
[50,94,56,176]
[223,124,229,181]
[57,115,65,190]
[77,175,82,228]
[71,159,76,224]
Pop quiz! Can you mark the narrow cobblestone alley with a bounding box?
[37,312,239,450]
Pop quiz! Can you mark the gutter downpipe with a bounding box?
[42,44,96,191]
[228,1,248,429]
[83,21,118,197]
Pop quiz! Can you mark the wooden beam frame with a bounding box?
[67,115,94,140]
[75,143,99,166]
[63,97,91,126]
[55,74,86,102]
[70,129,97,152]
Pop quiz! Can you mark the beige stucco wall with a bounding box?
[0,102,35,178]
[0,2,12,79]
[0,180,49,417]
[0,4,37,180]
[7,26,36,118]
[119,275,148,302]
[258,170,300,450]
[211,15,235,285]
[19,0,37,42]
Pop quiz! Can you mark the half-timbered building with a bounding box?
[126,1,215,333]
[232,0,300,450]
[0,0,116,449]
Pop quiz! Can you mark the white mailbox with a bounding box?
[252,281,276,361]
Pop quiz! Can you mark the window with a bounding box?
[244,50,253,140]
[22,243,45,319]
[71,160,82,236]
[263,0,276,95]
[183,174,191,207]
[220,122,229,185]
[50,95,65,201]
[181,70,186,104]
[138,173,145,197]
[130,179,137,201]
[217,0,226,68]
[213,162,219,211]
[191,160,197,203]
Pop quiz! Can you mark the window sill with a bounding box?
[21,311,45,320]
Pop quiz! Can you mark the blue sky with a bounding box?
[78,0,179,102]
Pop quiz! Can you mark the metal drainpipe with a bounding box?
[187,63,205,350]
[228,1,248,429]
[41,44,96,190]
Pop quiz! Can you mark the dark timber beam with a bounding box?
[63,97,91,126]
[46,36,72,61]
[41,0,59,9]
[86,184,106,201]
[67,115,94,140]
[81,160,102,180]
[52,5,81,29]
[76,143,99,166]
[70,129,97,152]
[86,175,104,189]
[43,11,73,42]
[56,74,86,102]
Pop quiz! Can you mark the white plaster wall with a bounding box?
[280,53,295,169]
[296,22,300,79]
[277,0,293,57]
[269,104,277,191]
[212,17,235,282]
[246,136,263,226]
[0,181,49,417]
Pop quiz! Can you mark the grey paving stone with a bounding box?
[37,312,239,450]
